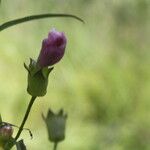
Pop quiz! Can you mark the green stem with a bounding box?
[15,96,37,141]
[53,142,58,150]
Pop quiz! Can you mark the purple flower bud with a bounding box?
[37,29,67,68]
[0,125,13,139]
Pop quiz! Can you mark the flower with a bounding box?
[25,29,66,97]
[0,124,13,139]
[37,29,67,68]
[42,109,67,143]
[0,123,14,148]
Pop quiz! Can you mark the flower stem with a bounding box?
[15,96,37,141]
[53,142,58,150]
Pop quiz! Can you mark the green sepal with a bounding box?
[25,58,53,97]
[42,67,53,79]
[16,139,26,150]
[42,109,67,143]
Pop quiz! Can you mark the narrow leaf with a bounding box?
[0,13,84,31]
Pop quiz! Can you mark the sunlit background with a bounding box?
[0,0,150,149]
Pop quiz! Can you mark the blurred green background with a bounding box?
[0,0,150,149]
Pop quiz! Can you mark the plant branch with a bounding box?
[15,96,37,141]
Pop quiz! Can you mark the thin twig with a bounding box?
[15,96,37,141]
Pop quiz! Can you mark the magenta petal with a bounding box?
[37,29,67,68]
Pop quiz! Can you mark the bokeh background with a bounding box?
[0,0,150,149]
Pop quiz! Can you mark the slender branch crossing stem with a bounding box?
[15,96,37,141]
[53,142,58,150]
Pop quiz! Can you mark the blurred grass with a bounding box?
[0,0,150,149]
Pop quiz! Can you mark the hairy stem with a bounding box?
[15,96,37,141]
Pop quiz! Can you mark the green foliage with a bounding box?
[0,13,84,32]
[0,0,150,149]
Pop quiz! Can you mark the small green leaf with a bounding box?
[16,139,26,150]
[0,13,84,32]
